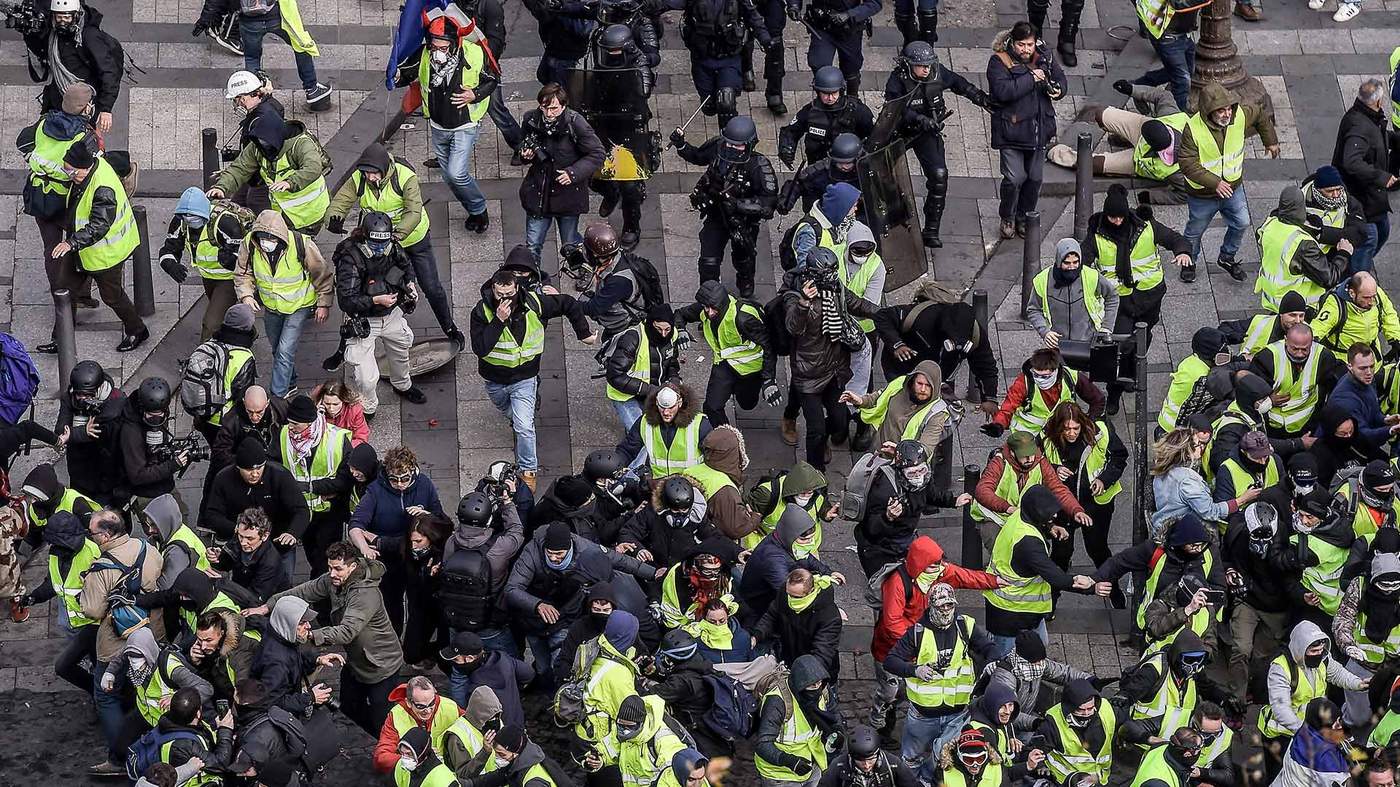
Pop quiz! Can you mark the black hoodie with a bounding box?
[674,281,777,382]
[28,511,90,606]
[1208,374,1308,479]
[874,301,999,400]
[56,376,125,500]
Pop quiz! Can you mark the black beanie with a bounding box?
[287,395,317,423]
[495,725,527,754]
[1015,630,1047,662]
[1277,290,1308,315]
[235,438,267,470]
[648,303,675,324]
[1103,185,1130,219]
[1020,485,1061,527]
[64,140,97,169]
[544,520,573,551]
[1141,120,1172,153]
[1190,326,1227,360]
[554,475,593,507]
[618,695,647,724]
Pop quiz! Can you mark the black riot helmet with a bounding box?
[68,360,105,398]
[456,491,496,529]
[137,377,173,426]
[583,449,626,485]
[812,65,845,95]
[828,133,862,166]
[600,23,632,51]
[597,0,639,24]
[660,476,694,512]
[902,41,939,71]
[361,210,394,256]
[719,116,758,164]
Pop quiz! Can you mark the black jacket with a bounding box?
[677,138,779,220]
[777,95,876,168]
[675,294,778,382]
[671,0,770,57]
[857,471,961,569]
[875,301,998,399]
[1081,212,1191,287]
[884,65,992,138]
[24,3,124,115]
[249,618,319,716]
[469,273,593,385]
[1332,98,1394,221]
[334,236,417,318]
[65,166,119,252]
[751,585,843,680]
[515,108,607,217]
[211,536,290,604]
[201,462,311,542]
[210,395,289,476]
[114,398,181,501]
[883,616,998,716]
[56,383,124,501]
[603,324,681,403]
[619,507,718,572]
[819,752,918,787]
[650,654,717,728]
[778,158,862,217]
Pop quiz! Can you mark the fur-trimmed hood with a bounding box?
[642,383,701,428]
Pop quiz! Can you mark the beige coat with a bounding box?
[233,209,335,310]
[80,533,166,662]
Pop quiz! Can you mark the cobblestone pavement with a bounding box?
[0,0,1397,782]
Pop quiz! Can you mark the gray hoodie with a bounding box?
[146,493,191,591]
[269,595,311,642]
[105,627,215,705]
[1026,238,1121,343]
[1264,619,1365,735]
[1270,185,1347,312]
[443,686,505,776]
[443,502,526,594]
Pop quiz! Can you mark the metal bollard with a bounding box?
[961,464,982,566]
[132,206,155,317]
[201,128,219,191]
[1020,211,1041,320]
[53,288,76,395]
[1073,132,1093,241]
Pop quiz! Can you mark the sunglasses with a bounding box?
[410,700,435,711]
[388,471,417,484]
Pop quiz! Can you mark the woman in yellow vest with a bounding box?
[1042,403,1126,602]
[233,210,333,398]
[52,142,149,352]
[394,726,462,787]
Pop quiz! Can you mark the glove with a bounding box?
[980,422,1005,438]
[918,114,941,133]
[192,21,209,37]
[1223,697,1247,719]
[675,329,694,353]
[1112,79,1134,96]
[669,128,685,149]
[1090,674,1120,690]
[16,593,32,608]
[914,665,938,681]
[786,3,802,20]
[792,761,814,778]
[327,215,346,235]
[759,36,775,51]
[778,148,796,170]
[159,254,187,284]
[762,381,783,405]
[100,672,116,692]
[1387,341,1400,365]
[827,10,850,24]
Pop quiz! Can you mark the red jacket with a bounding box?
[991,368,1105,429]
[328,400,371,446]
[372,683,463,773]
[870,535,999,662]
[974,446,1084,520]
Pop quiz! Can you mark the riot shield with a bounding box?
[858,138,927,290]
[868,90,912,150]
[566,66,657,180]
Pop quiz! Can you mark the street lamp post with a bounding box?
[1189,0,1272,115]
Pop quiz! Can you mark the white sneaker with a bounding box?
[1332,2,1360,20]
[1307,0,1324,10]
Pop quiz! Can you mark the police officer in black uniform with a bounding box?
[584,23,657,251]
[673,116,779,298]
[778,132,863,216]
[1029,0,1084,66]
[596,0,661,66]
[884,41,994,249]
[522,0,595,86]
[669,0,773,125]
[788,0,881,95]
[777,66,875,171]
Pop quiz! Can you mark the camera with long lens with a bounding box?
[2,0,45,36]
[1058,333,1131,385]
[340,317,371,341]
[478,460,520,499]
[153,431,211,465]
[558,242,593,291]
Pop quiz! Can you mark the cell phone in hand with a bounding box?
[1201,588,1226,605]
[216,699,230,716]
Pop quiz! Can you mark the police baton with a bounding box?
[669,96,711,148]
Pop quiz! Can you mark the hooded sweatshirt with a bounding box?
[144,493,194,590]
[104,627,215,706]
[736,506,834,628]
[1178,84,1279,197]
[854,359,949,456]
[1263,187,1350,303]
[1264,621,1366,736]
[872,536,999,662]
[267,557,406,682]
[28,511,92,607]
[1027,238,1121,343]
[214,117,327,209]
[327,144,426,243]
[250,596,318,715]
[443,686,507,775]
[232,209,334,309]
[687,425,762,541]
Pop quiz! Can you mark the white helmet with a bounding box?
[50,0,81,12]
[225,70,262,100]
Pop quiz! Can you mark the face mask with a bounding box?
[545,548,575,571]
[1032,372,1057,391]
[1375,580,1400,597]
[792,539,817,559]
[411,547,430,559]
[1255,398,1272,416]
[367,240,392,257]
[792,492,814,508]
[234,102,249,118]
[664,511,689,529]
[185,217,207,232]
[1292,512,1316,534]
[903,465,931,490]
[127,656,153,687]
[930,603,956,628]
[1304,652,1325,669]
[1292,482,1315,499]
[431,49,449,65]
[1361,486,1394,508]
[1051,265,1081,286]
[400,755,419,772]
[944,338,973,354]
[1067,711,1094,728]
[1175,654,1206,679]
[798,686,824,705]
[143,411,166,427]
[483,717,503,734]
[617,723,644,741]
[258,238,279,254]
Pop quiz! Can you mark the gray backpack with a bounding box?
[839,452,898,522]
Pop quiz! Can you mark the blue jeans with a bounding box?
[611,398,644,432]
[94,661,127,760]
[263,305,312,396]
[488,85,522,149]
[902,706,970,779]
[1351,216,1391,274]
[1185,186,1251,262]
[527,628,570,689]
[239,13,319,91]
[1139,34,1196,119]
[989,619,1049,660]
[484,377,539,471]
[431,124,488,216]
[524,214,582,264]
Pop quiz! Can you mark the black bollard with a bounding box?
[1132,321,1150,548]
[201,128,219,191]
[1020,211,1041,320]
[971,289,988,402]
[961,464,983,566]
[1073,131,1093,241]
[54,288,76,396]
[132,206,155,317]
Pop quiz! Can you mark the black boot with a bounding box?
[767,92,788,115]
[844,75,861,96]
[917,8,939,42]
[1105,386,1122,416]
[1027,0,1047,37]
[922,167,948,248]
[743,67,756,93]
[894,12,918,45]
[1057,28,1079,67]
[699,256,723,283]
[620,201,642,250]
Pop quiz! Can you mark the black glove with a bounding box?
[1387,341,1400,365]
[980,422,1005,438]
[16,593,32,608]
[792,761,814,778]
[758,35,775,51]
[778,147,796,170]
[1223,697,1246,719]
[669,128,685,149]
[327,215,346,235]
[1113,79,1133,96]
[917,115,941,133]
[786,3,802,20]
[1090,674,1119,690]
[762,381,783,405]
[192,21,209,37]
[159,254,188,284]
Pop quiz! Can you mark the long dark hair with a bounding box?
[401,512,451,563]
[1044,401,1098,453]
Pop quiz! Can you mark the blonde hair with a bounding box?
[1151,429,1199,477]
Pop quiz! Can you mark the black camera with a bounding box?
[153,431,211,465]
[340,317,371,340]
[2,0,45,36]
[478,460,520,499]
[382,266,417,315]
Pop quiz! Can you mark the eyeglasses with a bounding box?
[388,471,417,485]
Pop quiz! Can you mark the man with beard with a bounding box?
[778,69,875,171]
[1249,323,1345,439]
[1028,238,1120,349]
[754,654,844,787]
[844,361,951,465]
[853,440,972,577]
[988,23,1066,241]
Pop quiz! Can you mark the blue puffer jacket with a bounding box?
[348,471,444,551]
[986,29,1066,150]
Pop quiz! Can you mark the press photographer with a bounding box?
[332,210,427,416]
[115,377,204,511]
[20,0,125,132]
[440,470,527,664]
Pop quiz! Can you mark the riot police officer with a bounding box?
[778,66,875,171]
[522,0,594,87]
[884,41,994,249]
[670,0,773,125]
[778,132,864,216]
[743,0,789,115]
[596,0,661,65]
[673,116,779,298]
[788,0,881,95]
[583,23,657,251]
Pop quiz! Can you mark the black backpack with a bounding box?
[763,294,792,357]
[623,255,666,313]
[778,216,819,272]
[439,544,496,630]
[126,728,200,782]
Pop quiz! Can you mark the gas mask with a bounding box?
[1248,526,1274,557]
[944,338,973,355]
[1031,371,1058,391]
[258,237,280,255]
[664,510,689,529]
[1174,652,1207,680]
[233,102,250,118]
[902,463,931,490]
[1375,578,1400,597]
[430,49,449,65]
